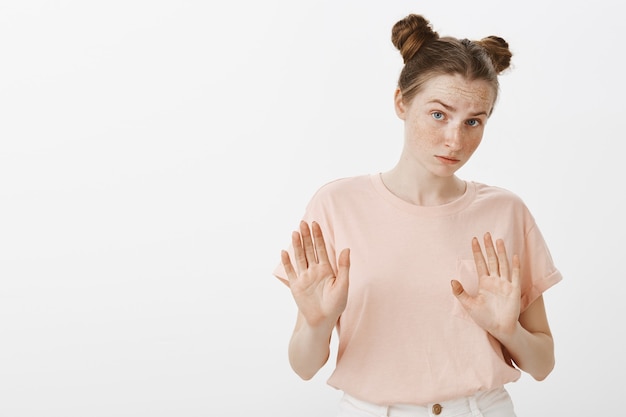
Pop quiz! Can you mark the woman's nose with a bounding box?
[444,125,463,150]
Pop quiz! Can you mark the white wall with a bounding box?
[1,0,623,415]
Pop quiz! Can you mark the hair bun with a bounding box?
[391,14,439,63]
[476,36,512,73]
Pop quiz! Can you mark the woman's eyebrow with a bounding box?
[427,99,489,117]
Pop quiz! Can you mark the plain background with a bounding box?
[1,0,624,415]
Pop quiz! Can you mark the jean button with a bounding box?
[432,403,442,415]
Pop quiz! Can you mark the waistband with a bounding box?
[341,386,510,417]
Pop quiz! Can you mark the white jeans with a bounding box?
[337,386,516,417]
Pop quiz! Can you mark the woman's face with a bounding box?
[395,73,496,179]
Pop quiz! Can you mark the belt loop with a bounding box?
[381,405,389,417]
[469,395,482,417]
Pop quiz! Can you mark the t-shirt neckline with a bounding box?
[369,173,476,217]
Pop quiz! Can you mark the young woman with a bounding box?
[274,14,562,417]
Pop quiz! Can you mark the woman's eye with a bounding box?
[431,112,444,120]
[466,119,480,127]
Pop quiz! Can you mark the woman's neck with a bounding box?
[380,167,466,206]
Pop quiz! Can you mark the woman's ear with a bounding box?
[394,88,407,120]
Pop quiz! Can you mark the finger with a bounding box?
[483,233,499,276]
[471,237,489,278]
[291,230,308,274]
[450,280,471,311]
[299,221,318,264]
[511,254,521,288]
[281,250,298,283]
[311,222,330,265]
[335,248,351,291]
[496,239,511,281]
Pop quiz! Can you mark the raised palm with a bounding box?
[281,221,350,327]
[451,233,521,339]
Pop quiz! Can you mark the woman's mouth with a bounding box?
[435,155,460,165]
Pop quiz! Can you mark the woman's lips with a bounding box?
[435,155,460,165]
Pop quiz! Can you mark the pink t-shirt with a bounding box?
[274,174,562,405]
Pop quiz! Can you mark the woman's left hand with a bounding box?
[451,233,521,339]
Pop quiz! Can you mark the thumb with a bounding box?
[336,248,351,286]
[450,279,468,299]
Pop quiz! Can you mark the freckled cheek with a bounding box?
[464,135,483,154]
[407,122,440,149]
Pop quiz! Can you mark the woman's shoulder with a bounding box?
[313,174,373,196]
[471,181,528,208]
[304,174,374,210]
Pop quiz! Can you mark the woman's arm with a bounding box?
[451,233,555,381]
[281,221,350,380]
[497,295,555,380]
[288,312,336,380]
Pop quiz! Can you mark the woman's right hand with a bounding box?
[281,221,350,328]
